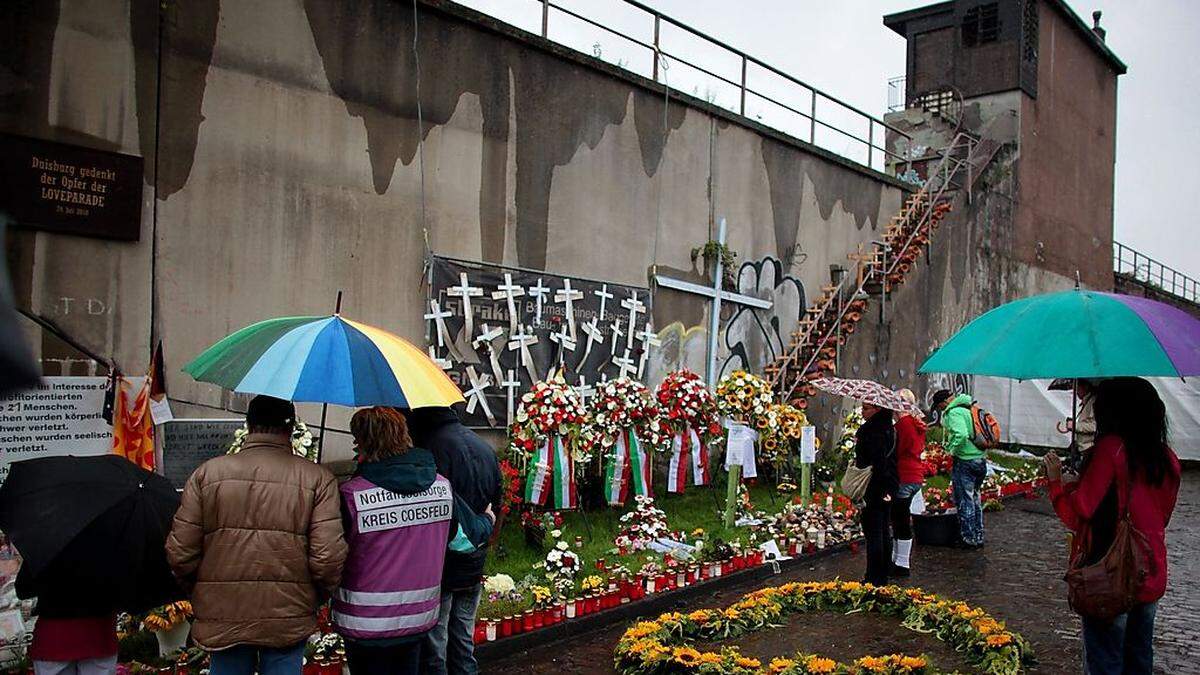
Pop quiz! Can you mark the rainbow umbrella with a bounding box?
[183,315,464,409]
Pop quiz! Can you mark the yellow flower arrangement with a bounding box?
[715,370,775,424]
[581,575,605,593]
[614,580,1031,675]
[142,601,192,632]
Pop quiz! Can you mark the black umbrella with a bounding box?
[0,455,183,613]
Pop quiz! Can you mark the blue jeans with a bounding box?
[209,643,304,675]
[1082,602,1157,674]
[421,585,482,675]
[951,458,987,545]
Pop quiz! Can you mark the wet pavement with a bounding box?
[482,472,1199,674]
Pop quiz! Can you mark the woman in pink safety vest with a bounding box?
[335,407,495,675]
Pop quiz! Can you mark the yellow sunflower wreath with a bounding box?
[613,580,1033,675]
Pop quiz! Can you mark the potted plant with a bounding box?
[141,601,192,657]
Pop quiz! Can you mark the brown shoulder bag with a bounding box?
[1064,447,1151,622]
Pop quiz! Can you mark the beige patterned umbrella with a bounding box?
[811,377,923,416]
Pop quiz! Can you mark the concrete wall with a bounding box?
[2,0,907,458]
[1016,0,1117,289]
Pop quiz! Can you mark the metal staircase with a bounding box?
[767,132,1002,404]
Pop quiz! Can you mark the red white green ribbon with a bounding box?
[550,434,576,509]
[627,429,652,499]
[668,426,708,493]
[604,434,630,506]
[524,437,553,506]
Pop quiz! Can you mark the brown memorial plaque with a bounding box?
[0,133,143,241]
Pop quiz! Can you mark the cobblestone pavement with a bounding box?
[483,472,1199,674]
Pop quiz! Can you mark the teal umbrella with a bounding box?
[919,289,1200,379]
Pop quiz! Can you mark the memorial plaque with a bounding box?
[160,419,242,489]
[0,133,143,241]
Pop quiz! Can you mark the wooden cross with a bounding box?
[502,369,521,422]
[491,273,525,332]
[506,325,539,383]
[612,350,637,379]
[574,376,595,404]
[528,277,551,323]
[651,219,772,385]
[554,279,585,339]
[635,321,661,379]
[446,272,484,336]
[620,292,646,352]
[548,323,577,378]
[424,299,453,348]
[473,323,506,386]
[464,366,496,426]
[594,283,615,322]
[609,317,625,357]
[579,317,603,366]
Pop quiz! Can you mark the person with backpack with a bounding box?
[1044,378,1180,674]
[931,389,987,548]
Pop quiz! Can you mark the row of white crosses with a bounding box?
[427,273,662,424]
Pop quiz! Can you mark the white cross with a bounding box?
[427,345,451,370]
[491,273,525,332]
[610,318,625,356]
[594,284,614,322]
[529,278,551,323]
[424,300,453,348]
[578,318,603,366]
[446,272,484,336]
[464,366,496,426]
[635,322,661,379]
[548,323,577,379]
[574,376,595,405]
[554,279,585,339]
[652,219,772,385]
[473,323,506,386]
[612,349,637,379]
[621,292,646,351]
[502,369,521,423]
[507,325,540,383]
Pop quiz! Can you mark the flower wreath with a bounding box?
[583,378,668,505]
[613,580,1033,675]
[507,377,589,509]
[656,370,724,493]
[227,419,318,462]
[714,370,775,426]
[758,403,811,467]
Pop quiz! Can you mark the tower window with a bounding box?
[962,3,1000,47]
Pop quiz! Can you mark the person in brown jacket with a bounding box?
[166,395,347,675]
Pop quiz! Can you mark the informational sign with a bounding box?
[800,425,816,464]
[0,133,144,241]
[723,422,758,480]
[429,256,652,428]
[160,419,242,489]
[0,377,142,485]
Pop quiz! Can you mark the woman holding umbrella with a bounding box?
[1045,378,1180,673]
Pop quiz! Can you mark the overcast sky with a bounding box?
[458,0,1199,280]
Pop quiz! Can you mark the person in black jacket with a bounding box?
[403,406,501,675]
[854,403,898,586]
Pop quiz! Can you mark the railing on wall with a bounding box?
[452,0,913,174]
[1114,242,1199,304]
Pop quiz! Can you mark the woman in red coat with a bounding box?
[1045,377,1180,675]
[890,389,926,577]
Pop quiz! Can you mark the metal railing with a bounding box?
[1114,242,1199,304]
[455,0,914,173]
[773,132,988,401]
[887,76,906,113]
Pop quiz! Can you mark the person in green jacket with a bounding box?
[932,390,986,548]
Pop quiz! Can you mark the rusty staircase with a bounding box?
[767,132,1002,405]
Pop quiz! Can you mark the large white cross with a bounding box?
[501,369,521,423]
[621,292,646,352]
[473,323,506,386]
[652,219,772,385]
[491,273,525,332]
[528,277,551,323]
[424,299,453,348]
[594,284,614,322]
[554,279,585,339]
[464,366,496,426]
[446,272,484,336]
[507,325,540,383]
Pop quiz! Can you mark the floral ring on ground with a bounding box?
[613,580,1034,674]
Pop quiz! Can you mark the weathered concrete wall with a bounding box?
[3,0,907,458]
[1114,274,1200,319]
